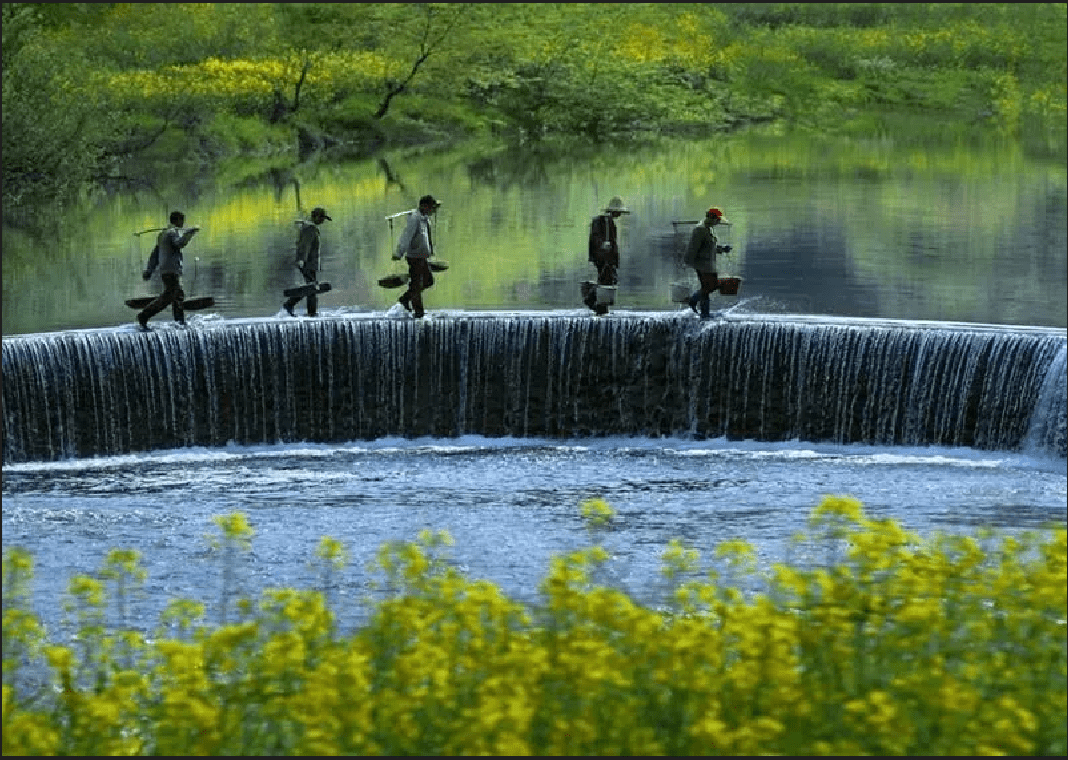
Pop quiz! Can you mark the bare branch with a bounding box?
[373,4,464,120]
[292,58,310,113]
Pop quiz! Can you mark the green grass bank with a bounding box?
[3,3,1065,226]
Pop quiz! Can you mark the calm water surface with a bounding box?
[3,132,1065,335]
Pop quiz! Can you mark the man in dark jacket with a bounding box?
[684,207,731,318]
[583,196,629,315]
[284,206,331,317]
[138,211,200,330]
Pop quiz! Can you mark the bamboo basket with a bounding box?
[596,285,616,305]
[377,273,409,289]
[670,282,692,303]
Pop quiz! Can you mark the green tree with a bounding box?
[1,4,119,223]
[371,3,466,119]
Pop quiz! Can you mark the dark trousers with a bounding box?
[583,261,617,314]
[399,258,434,317]
[284,269,318,316]
[139,273,185,324]
[690,271,718,317]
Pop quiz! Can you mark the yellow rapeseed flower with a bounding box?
[579,497,615,526]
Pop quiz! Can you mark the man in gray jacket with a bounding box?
[393,194,440,318]
[138,211,200,330]
[684,207,731,318]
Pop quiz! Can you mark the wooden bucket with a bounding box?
[717,276,742,296]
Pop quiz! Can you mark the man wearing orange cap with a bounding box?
[684,207,731,318]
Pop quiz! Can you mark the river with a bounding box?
[2,131,1065,642]
[2,132,1065,335]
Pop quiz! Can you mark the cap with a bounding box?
[311,207,332,221]
[419,195,441,209]
[707,207,730,224]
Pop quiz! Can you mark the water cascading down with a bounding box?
[3,315,1066,463]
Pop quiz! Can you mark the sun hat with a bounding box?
[419,195,442,209]
[605,196,631,214]
[311,207,332,221]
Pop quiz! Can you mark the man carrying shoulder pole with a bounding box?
[137,210,200,330]
[392,194,441,319]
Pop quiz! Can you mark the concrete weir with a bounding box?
[3,312,1066,463]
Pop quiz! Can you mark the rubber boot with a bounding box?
[581,282,598,312]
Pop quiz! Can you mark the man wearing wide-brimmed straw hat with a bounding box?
[582,196,630,315]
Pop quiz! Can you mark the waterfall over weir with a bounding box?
[3,314,1066,463]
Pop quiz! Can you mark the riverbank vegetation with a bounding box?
[3,497,1065,755]
[3,3,1065,224]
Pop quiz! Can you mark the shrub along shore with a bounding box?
[3,3,1065,226]
[3,497,1066,755]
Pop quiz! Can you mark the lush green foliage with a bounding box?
[3,3,1065,222]
[1,5,118,213]
[3,497,1065,755]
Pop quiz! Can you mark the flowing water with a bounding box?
[3,308,1066,639]
[4,311,1065,462]
[3,433,1065,638]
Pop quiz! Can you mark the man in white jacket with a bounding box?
[393,194,441,318]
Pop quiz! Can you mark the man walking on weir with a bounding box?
[284,206,331,317]
[393,194,441,319]
[684,207,731,319]
[138,210,200,330]
[583,196,629,316]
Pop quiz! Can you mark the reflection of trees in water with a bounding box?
[462,140,634,190]
[377,158,409,197]
[231,166,301,210]
[464,151,551,190]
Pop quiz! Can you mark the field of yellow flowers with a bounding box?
[3,496,1065,755]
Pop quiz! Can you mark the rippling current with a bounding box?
[3,435,1065,639]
